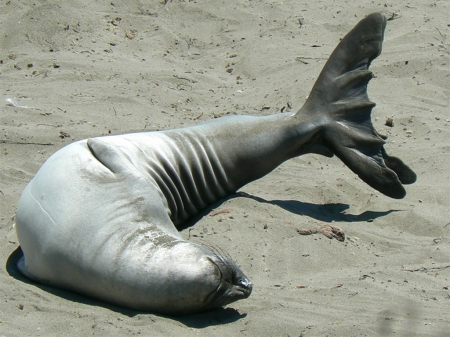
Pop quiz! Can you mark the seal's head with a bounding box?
[143,241,252,315]
[202,245,253,310]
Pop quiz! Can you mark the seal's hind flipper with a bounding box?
[299,13,416,199]
[381,147,417,185]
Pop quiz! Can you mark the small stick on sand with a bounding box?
[209,208,233,217]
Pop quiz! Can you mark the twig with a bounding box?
[387,12,401,21]
[210,208,233,217]
[193,112,203,120]
[402,265,450,272]
[173,75,197,83]
[1,140,54,146]
[295,56,328,64]
[435,28,449,55]
[36,123,61,127]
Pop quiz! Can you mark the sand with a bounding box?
[1,0,449,336]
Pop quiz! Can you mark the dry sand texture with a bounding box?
[1,0,450,336]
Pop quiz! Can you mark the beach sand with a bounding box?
[1,0,449,335]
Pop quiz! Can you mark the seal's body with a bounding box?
[15,13,416,314]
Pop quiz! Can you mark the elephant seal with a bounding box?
[15,13,416,315]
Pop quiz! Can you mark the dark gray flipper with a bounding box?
[299,13,416,199]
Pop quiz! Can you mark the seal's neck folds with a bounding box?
[157,113,323,225]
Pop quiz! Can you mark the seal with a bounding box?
[14,13,416,315]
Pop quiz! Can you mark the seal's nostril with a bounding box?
[239,279,252,290]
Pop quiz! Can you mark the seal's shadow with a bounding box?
[237,192,399,222]
[5,247,246,327]
[178,192,399,232]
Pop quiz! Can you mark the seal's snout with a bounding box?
[233,271,253,298]
[239,278,252,290]
[238,278,253,298]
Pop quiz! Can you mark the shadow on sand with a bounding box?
[237,192,400,223]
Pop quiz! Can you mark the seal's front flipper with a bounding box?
[87,138,135,174]
[298,13,416,199]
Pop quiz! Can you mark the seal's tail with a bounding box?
[298,12,416,199]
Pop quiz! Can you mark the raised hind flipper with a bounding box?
[299,13,416,199]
